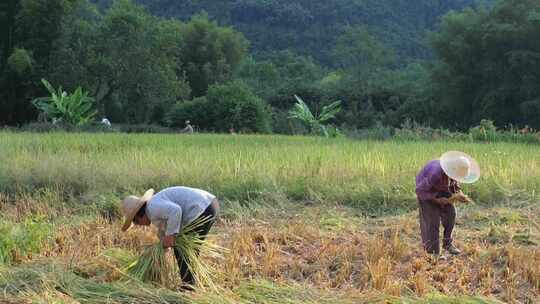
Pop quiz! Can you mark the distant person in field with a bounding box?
[120,187,220,286]
[101,117,112,127]
[182,120,194,134]
[416,151,480,256]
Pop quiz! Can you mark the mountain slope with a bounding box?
[92,0,491,64]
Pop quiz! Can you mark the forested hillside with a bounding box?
[91,0,488,64]
[2,0,538,132]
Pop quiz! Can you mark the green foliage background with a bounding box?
[3,0,540,132]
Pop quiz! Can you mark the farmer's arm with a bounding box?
[416,167,443,203]
[150,200,183,247]
[164,203,183,236]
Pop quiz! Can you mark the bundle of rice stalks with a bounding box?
[174,216,224,291]
[126,244,175,286]
[450,193,474,204]
[126,216,223,291]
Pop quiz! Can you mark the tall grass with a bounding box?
[0,132,537,213]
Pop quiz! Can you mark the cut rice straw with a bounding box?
[126,216,224,291]
[126,244,174,286]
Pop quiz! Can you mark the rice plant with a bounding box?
[0,132,537,213]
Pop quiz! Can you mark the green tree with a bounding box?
[0,0,19,68]
[116,0,483,65]
[332,26,392,91]
[430,0,540,129]
[0,0,75,125]
[237,51,323,106]
[380,62,437,127]
[49,0,190,124]
[324,26,397,129]
[94,0,188,123]
[179,13,249,97]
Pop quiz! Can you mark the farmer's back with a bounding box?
[147,187,215,233]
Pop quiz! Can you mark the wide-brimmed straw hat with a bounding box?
[121,189,155,232]
[440,151,480,184]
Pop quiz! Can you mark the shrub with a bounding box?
[394,119,467,141]
[469,119,539,144]
[469,119,498,142]
[207,82,271,133]
[7,48,33,75]
[32,79,97,127]
[289,95,342,137]
[166,97,213,130]
[167,82,271,133]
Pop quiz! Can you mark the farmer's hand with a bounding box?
[435,197,452,206]
[453,192,472,203]
[162,234,176,248]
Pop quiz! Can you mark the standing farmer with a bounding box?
[416,151,480,255]
[121,186,220,286]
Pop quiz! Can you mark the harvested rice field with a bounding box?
[0,132,539,303]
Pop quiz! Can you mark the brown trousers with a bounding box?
[418,200,456,254]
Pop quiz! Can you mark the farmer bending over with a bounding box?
[121,186,220,286]
[416,151,480,256]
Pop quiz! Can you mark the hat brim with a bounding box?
[440,151,480,184]
[121,189,155,232]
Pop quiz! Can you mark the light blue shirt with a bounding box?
[146,186,215,238]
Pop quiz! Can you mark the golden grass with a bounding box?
[3,195,537,303]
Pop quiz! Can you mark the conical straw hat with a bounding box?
[121,189,154,231]
[440,151,480,184]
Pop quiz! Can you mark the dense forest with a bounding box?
[1,0,539,132]
[91,0,488,64]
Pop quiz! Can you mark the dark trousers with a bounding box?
[173,201,218,285]
[418,199,456,254]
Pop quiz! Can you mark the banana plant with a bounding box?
[289,95,341,137]
[32,79,97,126]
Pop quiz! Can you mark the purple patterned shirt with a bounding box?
[416,160,461,202]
